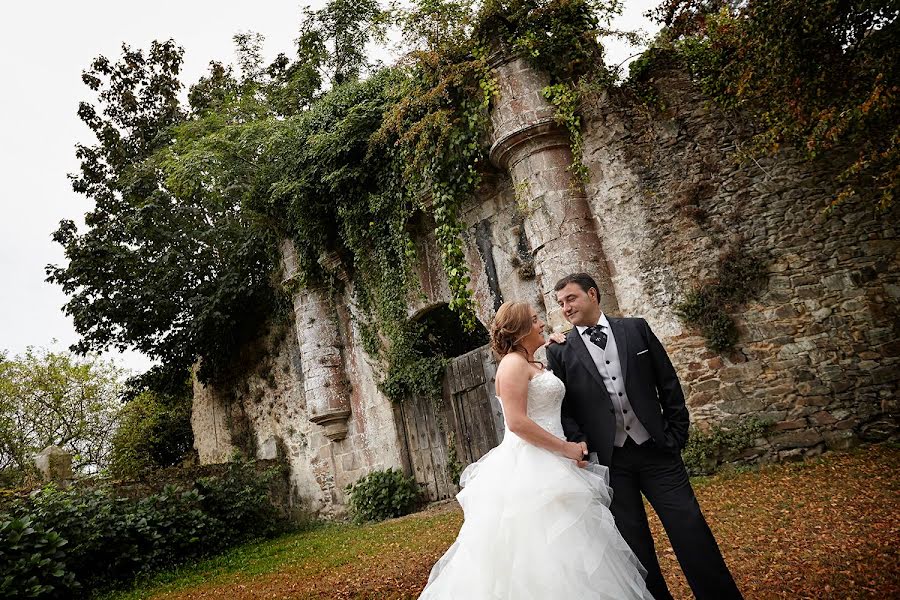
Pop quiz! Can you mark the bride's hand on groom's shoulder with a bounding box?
[544,332,567,346]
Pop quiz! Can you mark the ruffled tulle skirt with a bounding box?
[418,431,653,599]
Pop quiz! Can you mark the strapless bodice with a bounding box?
[500,369,566,438]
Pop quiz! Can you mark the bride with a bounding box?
[418,301,653,599]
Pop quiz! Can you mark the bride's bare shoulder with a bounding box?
[496,353,530,384]
[497,352,528,369]
[494,352,531,395]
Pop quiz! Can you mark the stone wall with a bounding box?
[577,57,899,460]
[452,53,898,463]
[192,315,405,518]
[191,53,898,517]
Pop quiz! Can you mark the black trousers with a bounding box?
[609,439,743,600]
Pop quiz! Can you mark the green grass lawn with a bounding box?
[102,443,900,600]
[99,510,462,599]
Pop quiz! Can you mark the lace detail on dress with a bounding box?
[500,369,567,439]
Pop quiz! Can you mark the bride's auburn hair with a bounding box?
[490,302,534,358]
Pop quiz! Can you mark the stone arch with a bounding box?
[409,302,489,359]
[394,302,496,502]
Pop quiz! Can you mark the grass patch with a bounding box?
[95,524,326,599]
[103,445,899,600]
[100,511,462,599]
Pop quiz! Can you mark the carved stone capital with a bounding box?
[489,119,570,170]
[309,408,352,441]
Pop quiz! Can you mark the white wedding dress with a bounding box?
[418,369,653,599]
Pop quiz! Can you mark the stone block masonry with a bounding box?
[577,56,898,463]
[191,53,898,517]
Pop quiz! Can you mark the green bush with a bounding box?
[17,486,211,590]
[194,459,283,545]
[2,459,285,597]
[0,515,78,599]
[109,390,194,478]
[675,289,740,351]
[0,468,30,490]
[682,418,772,476]
[346,468,423,524]
[675,245,767,352]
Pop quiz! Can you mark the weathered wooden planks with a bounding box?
[395,344,504,502]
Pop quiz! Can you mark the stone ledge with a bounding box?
[489,119,570,170]
[309,408,352,441]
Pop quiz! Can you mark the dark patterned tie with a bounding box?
[584,325,607,350]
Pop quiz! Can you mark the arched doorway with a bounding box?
[394,304,502,501]
[413,303,489,358]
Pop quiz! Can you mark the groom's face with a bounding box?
[556,282,600,326]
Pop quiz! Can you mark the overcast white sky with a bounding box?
[0,1,659,375]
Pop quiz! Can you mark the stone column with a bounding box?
[35,446,72,486]
[281,240,352,441]
[488,54,620,328]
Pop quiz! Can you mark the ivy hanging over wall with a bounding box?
[55,0,890,400]
[647,0,899,212]
[542,83,590,182]
[50,0,626,401]
[367,0,626,397]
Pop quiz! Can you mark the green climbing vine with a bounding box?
[53,0,631,398]
[542,83,590,183]
[446,431,465,485]
[674,245,768,352]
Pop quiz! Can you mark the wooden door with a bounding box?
[444,345,504,466]
[395,344,505,502]
[393,392,456,502]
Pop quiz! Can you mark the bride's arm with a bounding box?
[496,355,587,462]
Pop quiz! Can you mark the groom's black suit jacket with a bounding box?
[546,317,690,467]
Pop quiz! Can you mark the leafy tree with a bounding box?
[650,0,899,211]
[0,348,124,481]
[47,40,282,385]
[108,389,193,478]
[398,0,478,54]
[297,0,393,86]
[48,3,402,389]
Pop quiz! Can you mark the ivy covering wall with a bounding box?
[49,0,897,395]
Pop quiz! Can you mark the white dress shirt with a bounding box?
[576,313,651,447]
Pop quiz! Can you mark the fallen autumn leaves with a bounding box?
[131,444,898,600]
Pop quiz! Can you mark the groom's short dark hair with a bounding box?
[554,273,600,301]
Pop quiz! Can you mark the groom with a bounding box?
[546,273,743,600]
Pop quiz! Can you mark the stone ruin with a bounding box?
[35,445,73,486]
[191,50,899,517]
